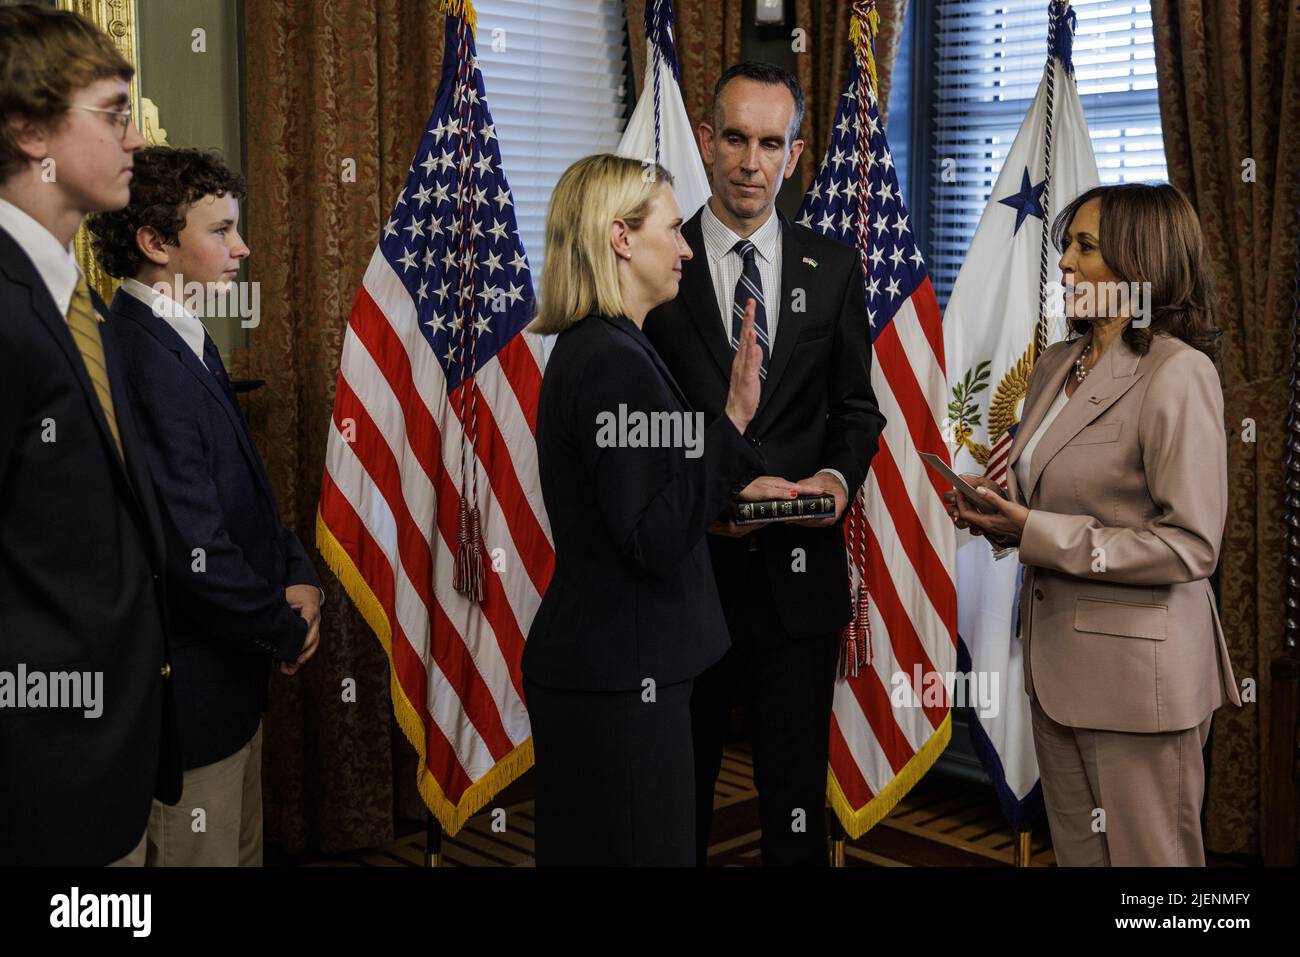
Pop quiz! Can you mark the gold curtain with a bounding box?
[238,0,445,854]
[1150,0,1300,856]
[795,0,909,189]
[672,0,746,131]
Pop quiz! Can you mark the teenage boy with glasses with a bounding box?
[0,3,181,866]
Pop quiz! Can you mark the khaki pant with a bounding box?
[108,830,147,866]
[145,723,264,867]
[1030,697,1212,866]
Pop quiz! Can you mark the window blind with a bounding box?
[927,0,1167,307]
[473,0,628,289]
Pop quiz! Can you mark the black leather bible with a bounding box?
[730,493,836,526]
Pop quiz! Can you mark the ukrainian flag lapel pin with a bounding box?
[802,256,818,268]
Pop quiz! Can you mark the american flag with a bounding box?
[796,0,956,838]
[316,0,553,836]
[985,429,1016,489]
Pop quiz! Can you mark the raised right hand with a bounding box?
[723,297,762,434]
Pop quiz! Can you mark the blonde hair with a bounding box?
[530,154,674,335]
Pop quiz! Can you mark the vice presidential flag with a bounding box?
[943,0,1098,832]
[316,0,554,836]
[617,0,711,220]
[796,0,955,838]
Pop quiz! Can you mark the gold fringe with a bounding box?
[441,0,477,34]
[848,2,881,102]
[827,711,952,840]
[316,510,532,837]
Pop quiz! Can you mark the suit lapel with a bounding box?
[1016,331,1145,503]
[675,208,812,422]
[0,229,139,491]
[754,213,809,420]
[677,211,734,383]
[112,290,276,511]
[100,317,168,564]
[1006,336,1087,479]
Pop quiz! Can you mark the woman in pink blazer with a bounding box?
[948,183,1240,866]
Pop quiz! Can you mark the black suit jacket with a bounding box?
[109,289,319,770]
[644,208,886,641]
[0,226,181,865]
[521,313,765,692]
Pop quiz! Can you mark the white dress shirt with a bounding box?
[120,276,210,361]
[1014,378,1071,497]
[988,380,1070,562]
[0,196,80,318]
[697,200,846,496]
[699,200,783,345]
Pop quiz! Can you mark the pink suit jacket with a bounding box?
[1004,329,1241,733]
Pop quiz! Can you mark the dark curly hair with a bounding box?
[1051,182,1222,364]
[87,146,246,279]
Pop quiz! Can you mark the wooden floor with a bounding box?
[299,744,1063,867]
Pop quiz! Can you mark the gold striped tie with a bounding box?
[66,275,124,461]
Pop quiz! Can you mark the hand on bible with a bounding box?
[709,475,822,538]
[791,472,847,527]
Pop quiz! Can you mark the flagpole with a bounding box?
[830,814,847,867]
[425,810,443,867]
[1015,830,1032,867]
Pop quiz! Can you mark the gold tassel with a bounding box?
[440,0,478,33]
[849,1,882,99]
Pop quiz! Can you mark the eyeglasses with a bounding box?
[68,104,134,142]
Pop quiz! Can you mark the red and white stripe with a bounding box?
[829,276,957,832]
[320,248,553,824]
[985,429,1015,489]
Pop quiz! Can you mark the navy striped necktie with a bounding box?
[730,239,770,380]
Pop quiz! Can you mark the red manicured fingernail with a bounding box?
[790,489,798,497]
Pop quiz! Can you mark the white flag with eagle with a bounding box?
[943,0,1099,832]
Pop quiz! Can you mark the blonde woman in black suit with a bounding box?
[522,154,815,865]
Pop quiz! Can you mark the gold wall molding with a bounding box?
[57,0,167,300]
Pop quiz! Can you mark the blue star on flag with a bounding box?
[998,167,1047,235]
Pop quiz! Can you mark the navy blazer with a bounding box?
[0,226,181,865]
[645,210,886,642]
[109,288,319,770]
[522,313,765,692]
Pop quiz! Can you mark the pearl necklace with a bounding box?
[1073,342,1094,383]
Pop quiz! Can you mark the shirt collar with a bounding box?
[700,200,781,265]
[120,276,210,361]
[0,196,80,318]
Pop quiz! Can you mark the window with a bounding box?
[473,0,628,288]
[886,0,917,200]
[923,0,1167,307]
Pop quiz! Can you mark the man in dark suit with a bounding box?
[0,4,181,866]
[644,61,886,866]
[87,146,321,866]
